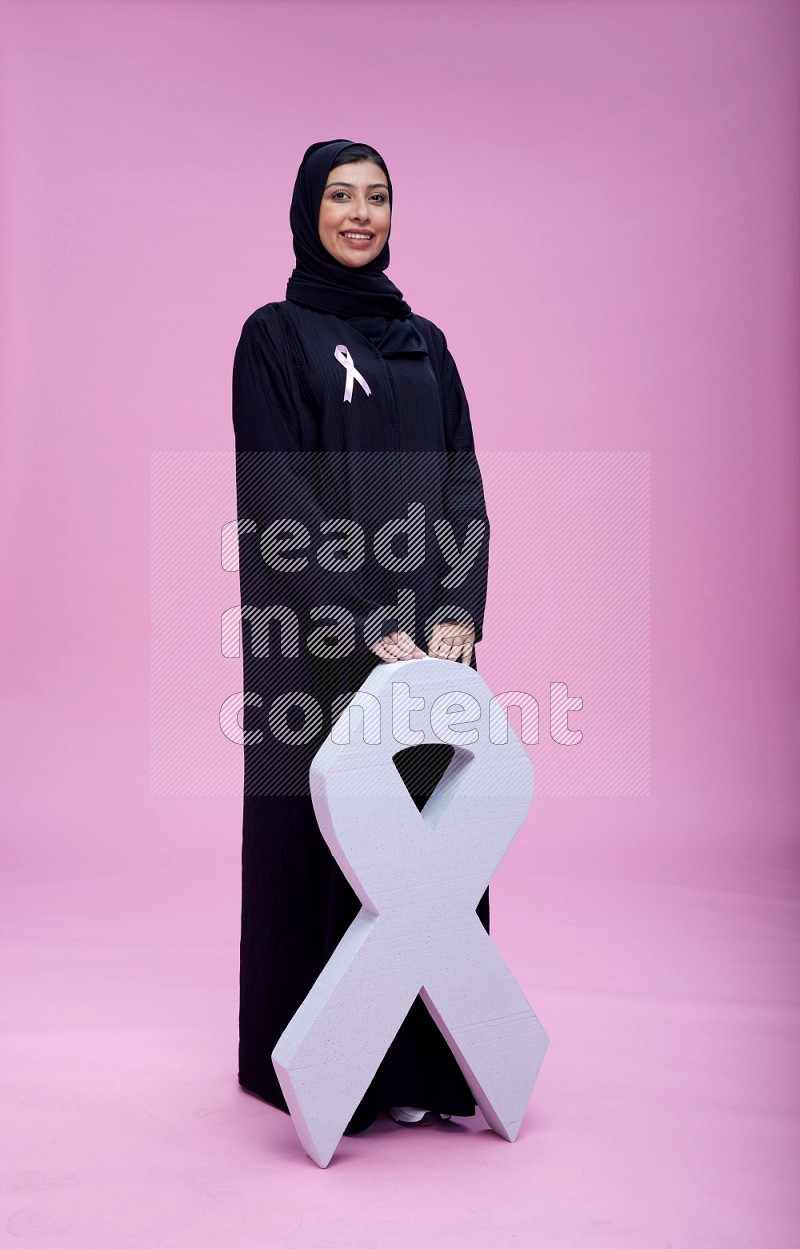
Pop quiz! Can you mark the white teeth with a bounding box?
[342,232,372,239]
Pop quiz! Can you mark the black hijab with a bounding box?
[285,139,428,357]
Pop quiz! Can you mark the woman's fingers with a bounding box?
[371,630,426,663]
[375,624,476,665]
[427,620,476,662]
[440,633,456,660]
[427,625,444,657]
[393,630,426,658]
[428,623,456,658]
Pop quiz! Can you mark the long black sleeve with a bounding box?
[434,337,491,644]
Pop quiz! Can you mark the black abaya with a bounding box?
[233,298,491,1131]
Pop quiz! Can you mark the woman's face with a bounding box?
[318,160,391,268]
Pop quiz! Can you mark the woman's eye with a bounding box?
[329,190,387,203]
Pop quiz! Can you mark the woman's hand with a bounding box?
[427,620,475,665]
[370,630,427,663]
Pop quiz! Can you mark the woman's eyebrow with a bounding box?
[326,181,389,189]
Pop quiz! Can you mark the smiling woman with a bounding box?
[233,138,492,1137]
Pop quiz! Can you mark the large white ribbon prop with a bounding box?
[271,657,548,1167]
[334,344,372,403]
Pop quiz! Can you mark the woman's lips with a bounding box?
[339,232,374,247]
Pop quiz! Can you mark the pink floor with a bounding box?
[2,800,798,1248]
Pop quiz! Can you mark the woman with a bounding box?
[233,139,491,1134]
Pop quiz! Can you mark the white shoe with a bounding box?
[389,1105,452,1126]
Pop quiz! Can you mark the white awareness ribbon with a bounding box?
[271,657,549,1168]
[334,344,372,403]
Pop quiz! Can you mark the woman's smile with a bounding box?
[339,230,375,249]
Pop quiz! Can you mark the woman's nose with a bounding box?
[350,200,370,221]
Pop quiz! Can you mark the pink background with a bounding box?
[1,0,798,1244]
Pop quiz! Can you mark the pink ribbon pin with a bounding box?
[334,344,372,403]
